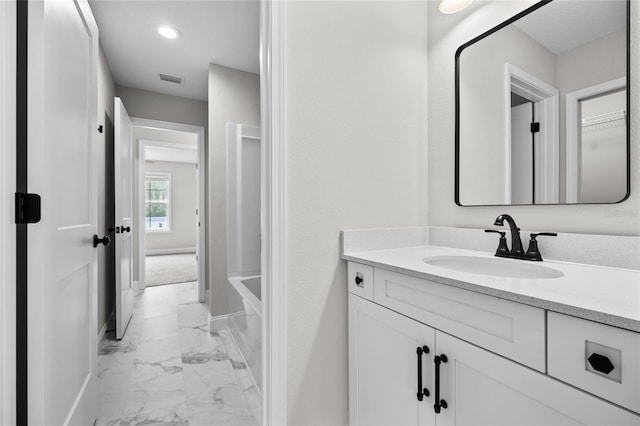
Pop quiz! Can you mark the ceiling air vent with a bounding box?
[159,73,184,85]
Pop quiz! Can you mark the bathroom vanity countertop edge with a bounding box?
[343,245,640,333]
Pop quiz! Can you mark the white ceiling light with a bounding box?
[157,25,182,39]
[439,0,474,14]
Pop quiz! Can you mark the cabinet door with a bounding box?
[435,331,640,426]
[349,294,435,426]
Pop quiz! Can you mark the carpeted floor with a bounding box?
[145,253,197,287]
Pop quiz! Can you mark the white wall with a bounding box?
[144,161,197,252]
[286,2,429,424]
[97,45,116,333]
[428,0,640,236]
[208,64,260,317]
[226,125,261,277]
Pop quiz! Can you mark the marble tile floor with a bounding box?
[97,281,262,426]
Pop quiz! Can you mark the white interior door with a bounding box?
[27,0,99,424]
[511,102,534,204]
[114,98,134,339]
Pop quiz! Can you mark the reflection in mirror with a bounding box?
[456,0,629,206]
[567,82,627,203]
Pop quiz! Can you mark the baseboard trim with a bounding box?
[209,313,230,334]
[97,322,107,343]
[98,310,115,342]
[145,247,196,256]
[227,327,263,398]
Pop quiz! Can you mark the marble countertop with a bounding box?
[343,245,640,332]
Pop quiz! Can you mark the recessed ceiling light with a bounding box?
[157,25,182,39]
[439,0,474,14]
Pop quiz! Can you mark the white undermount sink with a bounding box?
[423,255,565,279]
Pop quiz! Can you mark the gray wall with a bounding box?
[144,161,197,252]
[116,86,208,128]
[286,2,429,424]
[97,45,116,334]
[428,0,640,236]
[208,64,260,317]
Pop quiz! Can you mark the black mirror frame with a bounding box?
[454,0,631,207]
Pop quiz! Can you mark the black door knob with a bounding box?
[93,235,111,248]
[355,276,363,285]
[122,226,131,233]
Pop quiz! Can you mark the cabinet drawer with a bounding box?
[548,312,640,414]
[347,262,374,301]
[374,268,546,371]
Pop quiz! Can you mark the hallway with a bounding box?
[97,282,261,425]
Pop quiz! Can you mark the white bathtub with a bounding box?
[227,275,262,392]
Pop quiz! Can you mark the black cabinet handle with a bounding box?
[93,234,111,248]
[588,353,615,374]
[434,354,448,413]
[416,346,430,401]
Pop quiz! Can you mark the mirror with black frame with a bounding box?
[455,0,629,206]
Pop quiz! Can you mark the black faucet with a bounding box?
[493,214,524,254]
[486,214,557,261]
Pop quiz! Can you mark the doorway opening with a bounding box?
[565,77,628,203]
[132,119,207,303]
[504,63,559,204]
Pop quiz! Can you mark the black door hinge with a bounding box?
[530,122,540,133]
[98,125,103,133]
[15,192,41,224]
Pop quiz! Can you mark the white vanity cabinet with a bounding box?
[435,331,639,426]
[347,262,640,426]
[349,294,435,426]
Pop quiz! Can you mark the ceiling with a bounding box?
[89,0,260,101]
[513,0,626,55]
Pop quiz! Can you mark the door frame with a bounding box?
[1,0,17,423]
[503,63,559,204]
[260,0,288,423]
[5,0,289,423]
[565,77,627,203]
[131,118,206,303]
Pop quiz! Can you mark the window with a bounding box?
[145,173,171,232]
